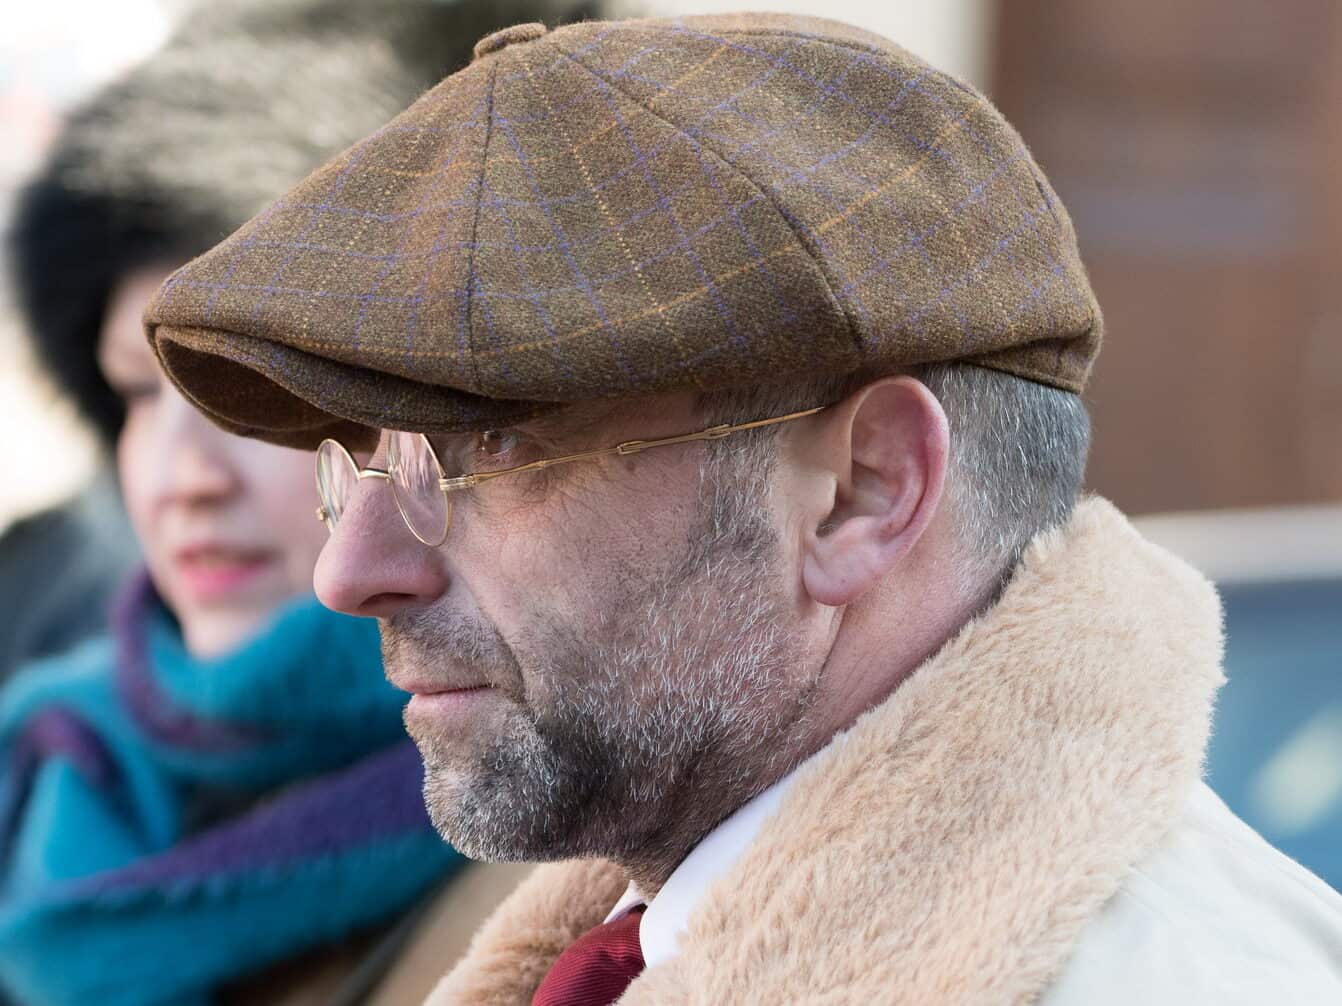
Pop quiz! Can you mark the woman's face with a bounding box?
[97,267,329,657]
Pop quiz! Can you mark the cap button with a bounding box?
[473,22,549,62]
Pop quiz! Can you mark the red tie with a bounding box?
[532,906,646,1006]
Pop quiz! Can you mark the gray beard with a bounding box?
[385,467,817,866]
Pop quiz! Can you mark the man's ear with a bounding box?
[801,376,949,607]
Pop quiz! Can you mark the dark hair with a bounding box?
[7,174,225,444]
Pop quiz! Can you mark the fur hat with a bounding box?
[6,0,600,443]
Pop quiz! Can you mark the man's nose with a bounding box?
[313,475,451,618]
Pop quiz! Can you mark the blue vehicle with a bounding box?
[1137,507,1342,892]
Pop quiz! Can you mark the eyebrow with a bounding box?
[514,402,620,445]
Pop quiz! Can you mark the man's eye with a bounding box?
[476,430,518,460]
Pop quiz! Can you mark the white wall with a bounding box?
[612,0,994,89]
[0,1,170,532]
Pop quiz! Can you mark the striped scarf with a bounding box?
[0,571,461,1005]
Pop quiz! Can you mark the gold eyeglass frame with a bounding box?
[314,405,826,547]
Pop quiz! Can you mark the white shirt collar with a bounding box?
[603,763,802,968]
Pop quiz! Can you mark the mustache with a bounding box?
[382,607,507,663]
[380,606,527,700]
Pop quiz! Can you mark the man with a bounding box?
[4,1,604,1002]
[143,12,1342,1004]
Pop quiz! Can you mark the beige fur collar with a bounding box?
[428,495,1225,1004]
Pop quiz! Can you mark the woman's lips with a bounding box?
[173,546,275,600]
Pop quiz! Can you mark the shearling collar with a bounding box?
[427,495,1226,1004]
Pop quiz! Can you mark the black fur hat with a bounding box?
[7,0,600,444]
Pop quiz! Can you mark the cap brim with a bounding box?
[150,322,557,451]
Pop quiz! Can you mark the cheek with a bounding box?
[116,407,160,555]
[249,448,328,586]
[448,495,586,636]
[470,474,686,625]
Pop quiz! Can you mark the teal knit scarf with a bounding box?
[0,571,461,1005]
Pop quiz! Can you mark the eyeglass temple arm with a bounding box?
[439,406,825,491]
[617,406,825,453]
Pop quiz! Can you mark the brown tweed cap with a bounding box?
[145,12,1102,450]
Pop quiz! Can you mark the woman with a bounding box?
[0,266,456,1005]
[0,1,588,1002]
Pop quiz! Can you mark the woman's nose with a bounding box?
[312,473,452,618]
[156,391,240,507]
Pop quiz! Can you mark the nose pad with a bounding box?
[312,471,451,617]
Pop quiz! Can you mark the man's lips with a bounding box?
[389,677,492,697]
[404,685,495,722]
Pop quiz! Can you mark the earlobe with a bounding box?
[800,377,949,608]
[803,523,891,606]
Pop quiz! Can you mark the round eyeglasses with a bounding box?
[316,431,455,546]
[315,407,826,548]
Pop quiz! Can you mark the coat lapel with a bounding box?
[429,495,1226,1004]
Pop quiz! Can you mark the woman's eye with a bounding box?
[118,383,160,405]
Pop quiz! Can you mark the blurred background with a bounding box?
[2,0,1338,888]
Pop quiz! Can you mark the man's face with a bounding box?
[322,398,818,863]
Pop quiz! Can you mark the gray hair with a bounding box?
[696,362,1092,602]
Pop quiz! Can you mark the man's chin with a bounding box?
[407,699,564,860]
[421,762,574,863]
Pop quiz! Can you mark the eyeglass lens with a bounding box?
[387,431,450,545]
[316,440,358,531]
[316,435,450,545]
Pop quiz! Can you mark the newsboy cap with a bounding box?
[145,12,1102,450]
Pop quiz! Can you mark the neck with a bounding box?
[635,603,994,895]
[822,533,999,732]
[615,531,996,897]
[616,725,818,897]
[616,783,772,898]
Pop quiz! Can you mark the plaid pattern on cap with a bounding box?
[146,12,1102,449]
